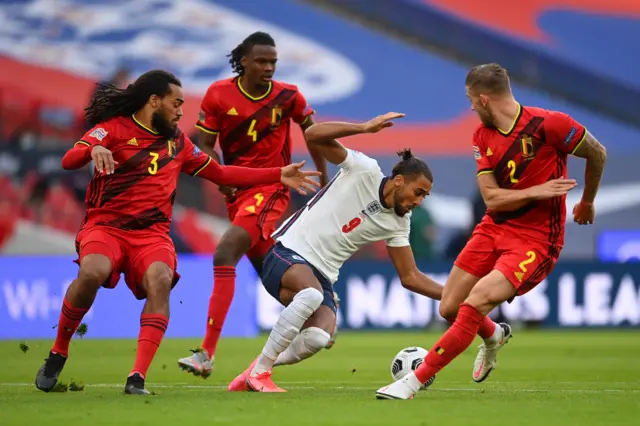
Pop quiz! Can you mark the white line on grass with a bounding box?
[1,382,637,393]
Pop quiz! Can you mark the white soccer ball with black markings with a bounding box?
[390,346,436,390]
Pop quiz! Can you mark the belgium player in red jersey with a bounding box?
[34,70,320,395]
[377,63,607,400]
[178,32,332,377]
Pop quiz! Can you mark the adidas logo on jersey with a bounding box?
[486,148,493,156]
[227,107,238,116]
[127,138,138,146]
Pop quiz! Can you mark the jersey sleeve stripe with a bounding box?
[570,127,588,155]
[195,122,219,135]
[299,115,311,125]
[272,206,305,240]
[273,172,340,239]
[477,169,493,176]
[307,172,340,210]
[75,140,91,147]
[191,157,212,176]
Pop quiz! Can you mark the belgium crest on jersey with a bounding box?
[521,134,534,160]
[167,139,177,158]
[271,105,283,129]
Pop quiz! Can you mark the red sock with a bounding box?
[445,313,497,340]
[131,314,168,379]
[477,316,497,340]
[201,265,236,358]
[415,304,484,383]
[52,297,89,357]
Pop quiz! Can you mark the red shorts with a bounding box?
[226,185,289,259]
[454,221,560,297]
[74,226,180,300]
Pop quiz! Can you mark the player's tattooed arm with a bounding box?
[300,117,330,186]
[387,245,443,300]
[570,131,607,204]
[303,112,404,165]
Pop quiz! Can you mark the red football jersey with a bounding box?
[195,77,314,170]
[77,116,212,234]
[473,104,586,248]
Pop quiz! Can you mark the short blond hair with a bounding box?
[465,63,511,95]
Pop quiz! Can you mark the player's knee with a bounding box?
[213,244,245,266]
[465,284,501,313]
[438,298,459,322]
[466,272,516,312]
[77,261,111,289]
[300,327,331,354]
[438,300,458,322]
[144,267,173,301]
[294,287,324,312]
[213,249,232,267]
[214,227,253,266]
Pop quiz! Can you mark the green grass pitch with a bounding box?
[1,330,638,425]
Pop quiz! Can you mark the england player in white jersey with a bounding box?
[227,112,443,393]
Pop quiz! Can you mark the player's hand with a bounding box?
[280,160,323,195]
[218,185,237,199]
[530,178,577,200]
[91,145,117,175]
[573,200,595,225]
[362,112,405,133]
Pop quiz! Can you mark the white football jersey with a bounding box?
[273,149,411,283]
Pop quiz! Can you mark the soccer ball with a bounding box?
[390,346,436,390]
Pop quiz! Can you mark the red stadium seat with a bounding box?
[0,86,41,141]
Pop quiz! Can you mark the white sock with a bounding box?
[404,372,423,393]
[483,322,503,345]
[251,288,323,376]
[274,327,330,366]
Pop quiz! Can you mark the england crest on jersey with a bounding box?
[366,201,382,216]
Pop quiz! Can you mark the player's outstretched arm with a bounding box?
[570,131,606,225]
[62,144,117,174]
[303,112,405,165]
[61,144,92,170]
[300,117,330,186]
[478,173,577,212]
[194,158,321,196]
[387,245,443,300]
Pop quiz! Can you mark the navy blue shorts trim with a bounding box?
[261,242,337,313]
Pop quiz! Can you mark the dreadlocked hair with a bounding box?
[228,31,276,76]
[84,69,181,126]
[391,148,434,182]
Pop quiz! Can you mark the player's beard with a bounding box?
[392,189,407,217]
[478,107,496,128]
[152,109,178,140]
